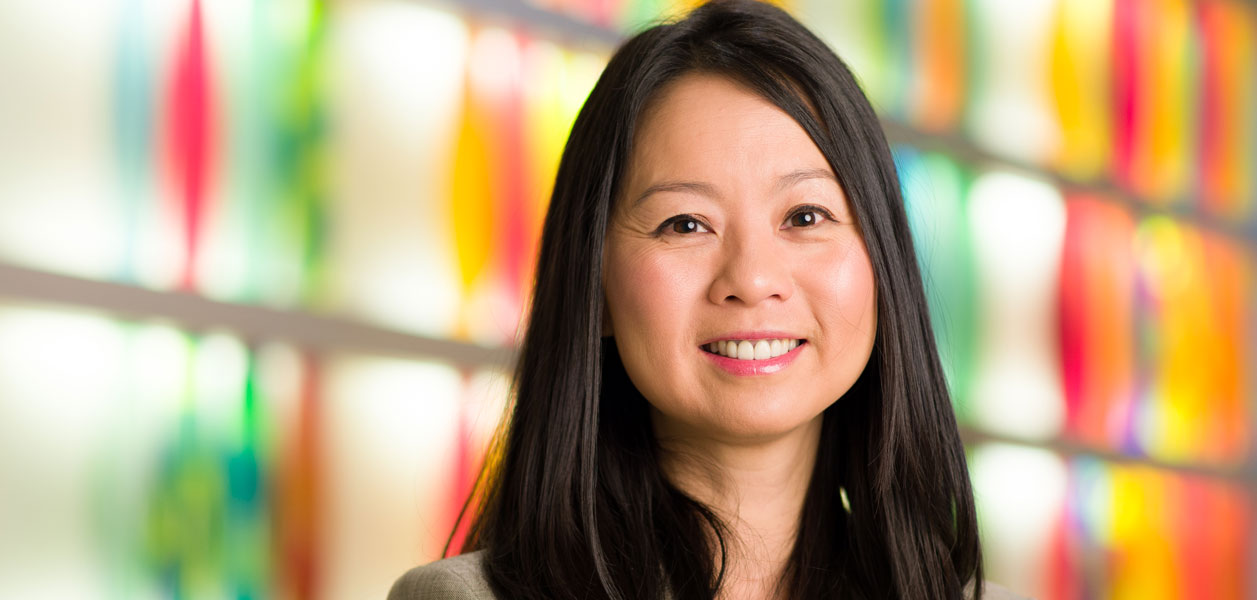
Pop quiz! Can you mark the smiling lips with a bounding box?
[700,336,807,376]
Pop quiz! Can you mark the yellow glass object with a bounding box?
[450,29,512,339]
[1109,468,1178,600]
[1049,0,1113,179]
[1131,218,1250,466]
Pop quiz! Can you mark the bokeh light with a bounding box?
[0,0,1252,598]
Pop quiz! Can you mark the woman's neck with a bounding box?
[654,415,823,599]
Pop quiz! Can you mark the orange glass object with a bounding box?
[273,352,321,599]
[911,0,965,131]
[1197,0,1257,220]
[1107,466,1251,600]
[1197,233,1252,462]
[1130,0,1200,204]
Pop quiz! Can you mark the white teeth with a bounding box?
[706,338,802,360]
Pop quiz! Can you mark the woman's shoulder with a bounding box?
[388,551,495,600]
[386,554,1028,600]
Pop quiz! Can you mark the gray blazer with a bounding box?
[388,551,1034,599]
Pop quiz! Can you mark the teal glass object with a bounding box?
[112,0,155,286]
[882,0,914,119]
[895,145,977,420]
[224,0,329,307]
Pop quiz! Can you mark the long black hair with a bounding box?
[454,1,983,598]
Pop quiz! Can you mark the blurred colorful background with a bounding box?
[0,0,1253,598]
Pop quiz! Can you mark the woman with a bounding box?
[393,0,1026,598]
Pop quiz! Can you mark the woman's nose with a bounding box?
[706,229,794,306]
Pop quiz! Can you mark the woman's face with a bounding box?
[603,73,878,443]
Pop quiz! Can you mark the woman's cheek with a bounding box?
[606,247,708,409]
[619,249,698,334]
[800,238,877,336]
[838,243,878,340]
[608,242,696,346]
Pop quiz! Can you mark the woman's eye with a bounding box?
[662,216,710,234]
[786,206,834,228]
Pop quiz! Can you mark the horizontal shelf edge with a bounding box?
[0,261,515,370]
[960,426,1257,487]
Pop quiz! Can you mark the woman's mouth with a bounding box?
[701,338,805,360]
[699,337,807,376]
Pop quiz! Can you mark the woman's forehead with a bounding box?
[625,74,834,192]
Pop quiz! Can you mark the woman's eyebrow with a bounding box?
[773,167,838,192]
[634,180,720,206]
[634,168,838,206]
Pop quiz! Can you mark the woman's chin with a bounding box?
[652,401,825,447]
